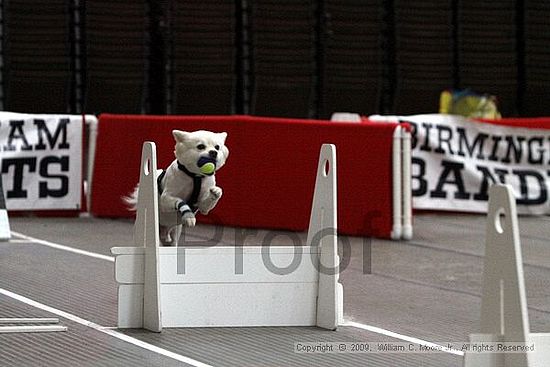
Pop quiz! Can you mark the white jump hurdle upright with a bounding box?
[111,142,343,331]
[464,184,550,367]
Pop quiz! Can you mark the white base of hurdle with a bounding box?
[112,143,343,331]
[464,185,550,367]
[0,318,67,334]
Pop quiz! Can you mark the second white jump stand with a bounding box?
[464,184,550,367]
[111,143,343,331]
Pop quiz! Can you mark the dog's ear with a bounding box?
[172,130,189,143]
[217,132,228,143]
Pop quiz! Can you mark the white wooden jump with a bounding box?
[464,184,550,367]
[112,142,343,331]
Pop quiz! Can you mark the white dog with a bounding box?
[125,130,229,245]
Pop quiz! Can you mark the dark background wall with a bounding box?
[0,0,548,118]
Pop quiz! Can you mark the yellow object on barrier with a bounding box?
[439,89,501,119]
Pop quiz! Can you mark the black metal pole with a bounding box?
[166,0,174,114]
[515,0,525,116]
[0,0,5,111]
[310,0,328,119]
[147,0,167,114]
[379,0,397,114]
[451,0,460,90]
[234,0,253,115]
[68,0,86,114]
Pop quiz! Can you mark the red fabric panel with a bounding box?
[91,115,397,238]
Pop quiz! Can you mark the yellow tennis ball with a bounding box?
[200,162,216,175]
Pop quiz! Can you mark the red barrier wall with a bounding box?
[91,115,398,238]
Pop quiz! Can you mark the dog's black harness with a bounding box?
[157,162,204,213]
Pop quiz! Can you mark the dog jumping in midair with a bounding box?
[125,130,229,245]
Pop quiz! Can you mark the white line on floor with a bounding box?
[343,320,464,356]
[0,287,213,367]
[10,231,114,262]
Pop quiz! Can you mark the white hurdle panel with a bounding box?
[111,143,343,331]
[464,184,550,367]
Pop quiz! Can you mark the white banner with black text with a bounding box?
[0,112,84,210]
[371,114,550,214]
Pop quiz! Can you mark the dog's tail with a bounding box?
[122,169,163,211]
[122,185,139,211]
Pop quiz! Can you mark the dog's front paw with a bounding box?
[177,202,196,227]
[182,211,196,227]
[197,186,223,215]
[209,186,222,200]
